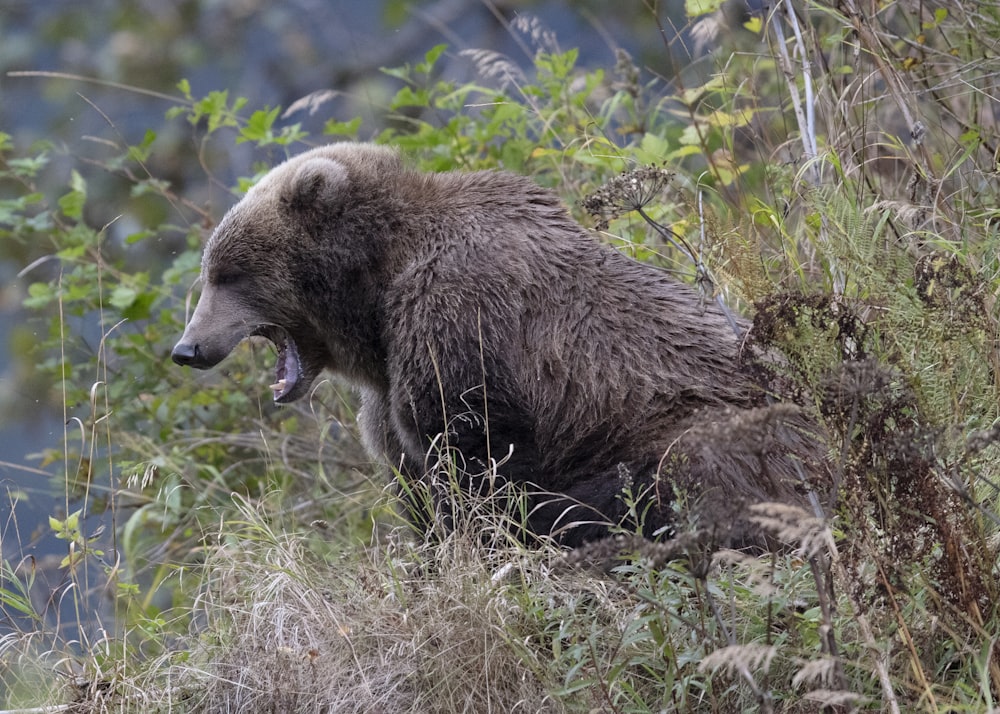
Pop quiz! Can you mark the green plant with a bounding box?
[0,85,369,705]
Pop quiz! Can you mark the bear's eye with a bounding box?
[213,268,246,286]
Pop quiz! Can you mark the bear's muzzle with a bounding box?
[171,341,213,369]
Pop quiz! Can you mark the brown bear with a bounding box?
[172,143,823,548]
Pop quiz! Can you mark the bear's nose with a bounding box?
[171,341,206,368]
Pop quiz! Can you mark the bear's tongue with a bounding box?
[269,338,301,401]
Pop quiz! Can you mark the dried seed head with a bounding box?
[582,166,675,229]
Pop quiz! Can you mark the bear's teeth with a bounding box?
[269,378,288,394]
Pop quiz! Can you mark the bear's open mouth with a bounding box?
[253,325,302,402]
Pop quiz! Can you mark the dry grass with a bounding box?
[173,532,560,712]
[42,491,857,714]
[72,507,566,713]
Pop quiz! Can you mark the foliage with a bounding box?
[2,1,1000,711]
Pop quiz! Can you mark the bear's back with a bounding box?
[387,167,756,466]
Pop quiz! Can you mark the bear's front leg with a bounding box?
[388,355,553,542]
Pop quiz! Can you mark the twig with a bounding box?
[808,555,851,707]
[6,70,182,104]
[768,1,844,294]
[767,3,816,181]
[783,2,818,172]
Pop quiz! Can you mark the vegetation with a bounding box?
[2,1,999,711]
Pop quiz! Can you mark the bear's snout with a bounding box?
[171,341,211,369]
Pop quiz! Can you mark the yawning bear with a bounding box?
[172,143,822,548]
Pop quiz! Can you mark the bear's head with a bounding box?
[171,143,403,402]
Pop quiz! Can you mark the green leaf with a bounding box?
[130,177,171,197]
[8,154,49,178]
[58,170,87,219]
[416,44,447,75]
[923,7,947,28]
[238,106,281,145]
[24,282,55,309]
[323,116,362,138]
[125,229,155,244]
[122,291,156,321]
[678,123,704,146]
[390,86,430,109]
[380,65,411,82]
[128,129,157,163]
[0,586,37,618]
[191,90,244,133]
[197,90,229,131]
[0,193,44,228]
[55,243,86,260]
[536,49,578,80]
[109,285,139,311]
[685,0,724,17]
[60,551,86,569]
[382,0,409,26]
[637,133,672,162]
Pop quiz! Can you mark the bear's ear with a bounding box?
[285,157,349,213]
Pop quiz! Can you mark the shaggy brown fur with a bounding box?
[172,143,824,548]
